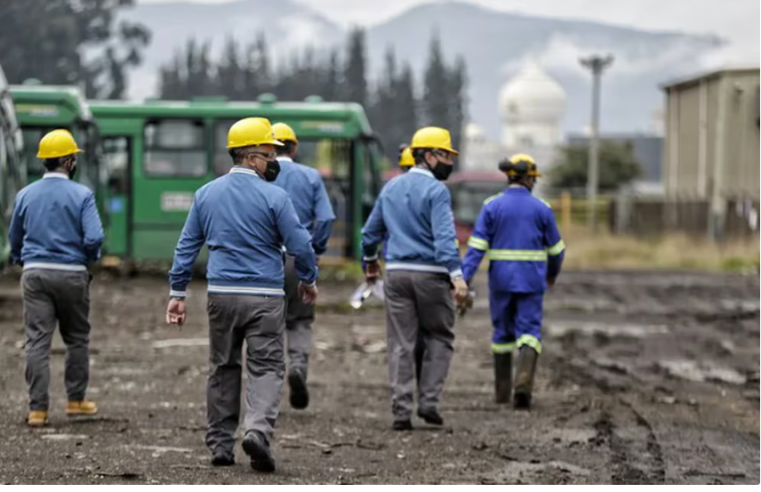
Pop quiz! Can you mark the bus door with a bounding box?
[133,118,208,261]
[100,135,132,258]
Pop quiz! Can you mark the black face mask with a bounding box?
[263,159,281,182]
[429,160,453,181]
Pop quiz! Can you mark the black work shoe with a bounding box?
[392,420,413,431]
[417,408,444,426]
[211,452,235,467]
[242,432,276,473]
[288,370,310,410]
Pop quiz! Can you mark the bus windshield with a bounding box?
[451,182,506,226]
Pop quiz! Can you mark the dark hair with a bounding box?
[229,145,255,165]
[276,141,296,156]
[412,148,430,164]
[43,157,67,171]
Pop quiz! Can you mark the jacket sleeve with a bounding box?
[361,194,387,262]
[462,204,491,284]
[8,194,24,265]
[81,192,105,264]
[311,176,336,256]
[278,196,318,285]
[168,197,206,297]
[544,208,565,281]
[430,185,463,279]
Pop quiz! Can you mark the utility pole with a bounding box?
[579,54,614,231]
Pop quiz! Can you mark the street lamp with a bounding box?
[579,54,614,231]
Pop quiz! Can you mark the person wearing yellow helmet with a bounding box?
[461,153,565,409]
[361,126,468,431]
[9,129,104,428]
[409,126,459,181]
[269,122,336,411]
[166,117,319,472]
[397,144,415,169]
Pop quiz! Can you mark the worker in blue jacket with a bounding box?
[9,129,104,428]
[166,118,318,473]
[461,154,565,409]
[397,143,427,390]
[362,127,469,431]
[271,122,335,411]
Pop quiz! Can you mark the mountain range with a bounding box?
[120,0,725,138]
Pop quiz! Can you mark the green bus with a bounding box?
[90,95,383,263]
[0,66,25,267]
[10,82,103,196]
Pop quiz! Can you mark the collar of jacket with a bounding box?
[43,172,69,180]
[410,167,434,179]
[229,166,261,178]
[276,156,293,163]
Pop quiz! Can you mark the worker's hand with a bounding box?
[452,277,469,305]
[166,298,186,327]
[299,282,318,305]
[546,276,557,288]
[364,260,381,284]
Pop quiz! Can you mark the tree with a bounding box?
[448,56,468,154]
[343,28,367,106]
[422,32,449,128]
[321,49,341,101]
[216,38,244,99]
[0,0,150,99]
[548,141,643,194]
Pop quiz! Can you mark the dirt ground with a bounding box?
[0,270,758,485]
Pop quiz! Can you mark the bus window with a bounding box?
[76,123,100,192]
[144,120,206,177]
[21,127,46,179]
[451,184,504,226]
[214,121,235,176]
[102,137,130,195]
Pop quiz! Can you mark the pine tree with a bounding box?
[422,32,450,129]
[343,28,367,106]
[217,37,243,98]
[448,55,468,156]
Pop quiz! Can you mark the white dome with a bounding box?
[464,122,486,141]
[500,60,566,122]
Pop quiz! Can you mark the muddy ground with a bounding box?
[0,270,758,484]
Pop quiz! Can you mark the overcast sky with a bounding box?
[138,0,759,62]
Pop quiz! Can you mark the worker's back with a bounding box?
[273,158,324,228]
[11,173,103,266]
[193,167,301,289]
[480,187,560,293]
[376,168,458,271]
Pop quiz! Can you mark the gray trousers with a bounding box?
[205,294,285,456]
[384,271,455,421]
[21,269,91,411]
[284,256,314,378]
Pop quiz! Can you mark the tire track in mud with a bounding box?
[549,339,666,484]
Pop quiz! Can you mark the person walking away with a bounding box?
[9,129,104,427]
[461,154,565,408]
[166,118,318,472]
[271,122,335,410]
[361,126,469,431]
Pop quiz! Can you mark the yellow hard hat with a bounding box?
[498,153,542,177]
[37,129,83,159]
[398,146,414,167]
[410,126,459,156]
[272,122,298,143]
[226,117,284,149]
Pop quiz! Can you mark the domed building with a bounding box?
[459,59,567,198]
[499,60,567,148]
